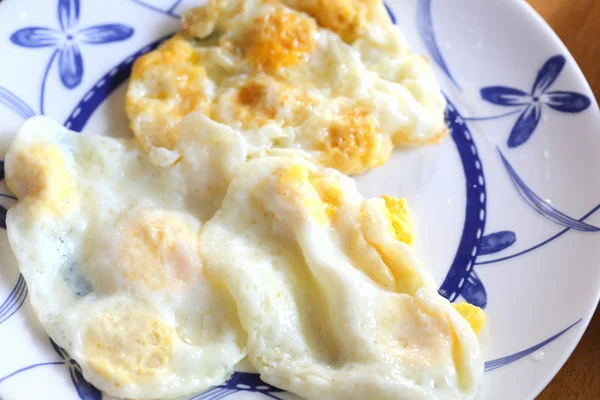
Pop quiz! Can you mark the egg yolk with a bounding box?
[8,144,78,216]
[360,199,423,294]
[93,209,202,293]
[84,304,174,386]
[316,108,392,175]
[217,76,314,129]
[244,8,315,71]
[126,34,207,151]
[381,195,414,245]
[286,0,369,43]
[121,211,200,291]
[452,303,486,335]
[276,164,342,224]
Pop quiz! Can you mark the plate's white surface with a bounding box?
[0,0,598,399]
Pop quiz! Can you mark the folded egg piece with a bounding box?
[201,156,483,400]
[126,0,447,175]
[5,116,247,399]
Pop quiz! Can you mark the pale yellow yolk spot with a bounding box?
[8,144,77,215]
[116,211,201,292]
[448,318,469,393]
[342,218,396,290]
[126,34,207,151]
[276,164,341,224]
[381,195,414,245]
[84,306,174,386]
[453,303,486,335]
[181,0,219,38]
[316,108,391,175]
[244,8,315,71]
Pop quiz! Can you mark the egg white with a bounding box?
[126,0,447,175]
[201,156,483,400]
[5,116,247,399]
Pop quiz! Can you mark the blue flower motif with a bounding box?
[481,55,591,148]
[10,0,134,90]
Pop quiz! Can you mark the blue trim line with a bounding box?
[416,0,461,88]
[0,361,65,385]
[167,0,184,13]
[0,274,28,325]
[438,99,488,306]
[485,319,582,372]
[0,87,35,119]
[128,0,180,19]
[462,109,523,122]
[40,50,59,115]
[384,3,396,24]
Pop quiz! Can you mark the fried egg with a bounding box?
[201,156,483,399]
[126,0,447,175]
[5,116,247,399]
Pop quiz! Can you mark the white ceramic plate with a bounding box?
[0,0,598,399]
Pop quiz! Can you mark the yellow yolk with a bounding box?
[276,164,341,224]
[381,196,414,245]
[359,200,423,295]
[452,303,486,335]
[84,305,174,386]
[8,144,77,216]
[126,35,207,151]
[220,76,314,129]
[316,108,391,175]
[244,8,315,71]
[287,0,372,42]
[111,211,201,292]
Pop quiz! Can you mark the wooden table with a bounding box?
[527,2,600,399]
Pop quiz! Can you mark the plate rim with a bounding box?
[0,0,598,399]
[506,0,600,397]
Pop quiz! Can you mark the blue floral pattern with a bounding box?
[11,0,134,90]
[415,3,593,376]
[0,1,596,398]
[477,231,517,256]
[481,55,591,147]
[9,0,133,116]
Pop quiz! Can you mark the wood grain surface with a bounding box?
[527,1,600,399]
